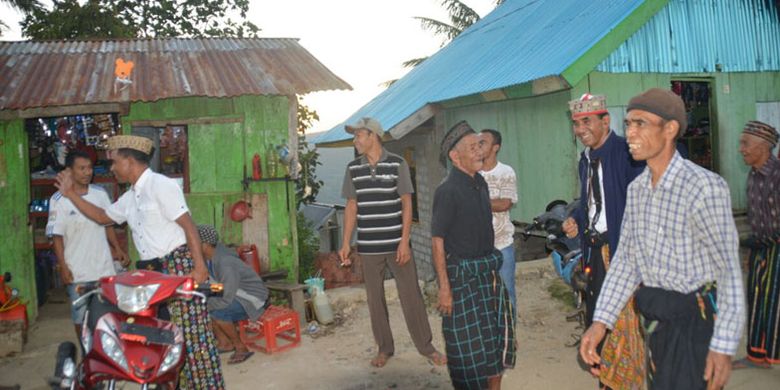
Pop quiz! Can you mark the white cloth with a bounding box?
[480,161,518,249]
[46,185,116,283]
[585,152,608,233]
[105,169,189,260]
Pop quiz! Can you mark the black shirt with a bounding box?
[431,167,495,259]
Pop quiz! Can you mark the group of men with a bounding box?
[50,135,269,389]
[339,87,779,390]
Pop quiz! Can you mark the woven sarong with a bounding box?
[161,244,225,390]
[442,250,516,390]
[746,239,780,364]
[636,284,716,390]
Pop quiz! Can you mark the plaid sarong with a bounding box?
[442,250,516,389]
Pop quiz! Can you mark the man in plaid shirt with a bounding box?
[579,88,745,390]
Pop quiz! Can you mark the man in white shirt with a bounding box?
[479,129,519,313]
[46,150,128,338]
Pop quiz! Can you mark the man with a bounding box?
[46,150,129,338]
[432,121,515,390]
[735,121,780,369]
[197,224,268,365]
[55,135,223,389]
[479,129,519,314]
[562,93,645,389]
[338,117,445,368]
[580,88,745,390]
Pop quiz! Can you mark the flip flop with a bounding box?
[425,351,447,366]
[732,357,770,370]
[228,351,254,365]
[218,347,235,354]
[370,353,392,368]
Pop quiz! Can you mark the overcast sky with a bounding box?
[0,0,499,134]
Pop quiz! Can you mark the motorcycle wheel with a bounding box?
[52,341,77,389]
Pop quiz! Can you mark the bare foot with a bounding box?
[425,350,447,366]
[370,352,392,368]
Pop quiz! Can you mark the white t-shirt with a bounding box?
[105,168,189,260]
[46,185,116,283]
[480,161,518,249]
[585,152,608,233]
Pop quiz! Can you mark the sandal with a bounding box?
[228,351,254,365]
[370,352,392,368]
[425,350,447,366]
[732,357,770,370]
[218,347,235,354]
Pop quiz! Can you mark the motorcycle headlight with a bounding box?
[115,283,160,314]
[158,344,183,375]
[100,331,128,370]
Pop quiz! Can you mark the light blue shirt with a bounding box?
[594,152,745,355]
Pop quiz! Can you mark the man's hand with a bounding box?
[704,350,732,390]
[190,265,209,284]
[437,286,453,316]
[59,264,74,285]
[338,244,352,267]
[54,169,75,198]
[579,322,607,376]
[563,217,579,238]
[396,242,411,266]
[115,250,130,267]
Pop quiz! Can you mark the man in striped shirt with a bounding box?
[579,89,745,389]
[339,117,445,368]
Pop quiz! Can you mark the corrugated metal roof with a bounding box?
[597,0,780,73]
[0,38,351,111]
[313,0,647,144]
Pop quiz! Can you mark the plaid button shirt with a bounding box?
[594,152,745,355]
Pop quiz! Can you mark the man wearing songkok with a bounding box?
[55,135,224,389]
[580,88,745,390]
[432,121,516,390]
[734,120,780,369]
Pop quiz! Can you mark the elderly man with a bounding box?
[55,135,223,389]
[734,121,780,369]
[197,225,268,365]
[580,89,745,390]
[433,121,515,390]
[339,117,445,368]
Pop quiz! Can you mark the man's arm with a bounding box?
[339,198,357,266]
[396,194,413,265]
[489,198,513,212]
[52,236,73,285]
[175,213,208,283]
[105,226,129,267]
[54,170,115,225]
[432,236,452,316]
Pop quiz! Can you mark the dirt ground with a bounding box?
[1,258,778,389]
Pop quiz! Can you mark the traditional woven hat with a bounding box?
[569,93,608,118]
[106,135,153,154]
[197,224,219,246]
[743,120,779,147]
[440,120,476,163]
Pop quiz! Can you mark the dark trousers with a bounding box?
[361,252,435,356]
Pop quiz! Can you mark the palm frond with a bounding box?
[3,0,42,13]
[414,16,462,44]
[402,56,429,68]
[440,0,480,29]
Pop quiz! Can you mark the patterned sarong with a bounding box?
[636,284,716,390]
[746,238,780,364]
[442,250,516,390]
[161,244,225,390]
[598,246,646,390]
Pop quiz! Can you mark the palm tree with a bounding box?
[384,0,504,86]
[1,0,41,34]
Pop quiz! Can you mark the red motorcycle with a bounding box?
[50,270,221,390]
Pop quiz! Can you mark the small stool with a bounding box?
[238,305,300,354]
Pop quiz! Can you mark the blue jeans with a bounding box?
[210,299,249,322]
[66,281,99,324]
[499,245,517,313]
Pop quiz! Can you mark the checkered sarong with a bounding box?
[442,250,516,389]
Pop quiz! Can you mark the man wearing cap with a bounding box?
[339,117,445,368]
[562,94,645,389]
[580,88,745,390]
[55,135,224,389]
[197,224,268,365]
[432,121,515,390]
[478,129,519,315]
[734,120,780,369]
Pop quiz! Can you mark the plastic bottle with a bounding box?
[252,153,262,180]
[312,287,334,325]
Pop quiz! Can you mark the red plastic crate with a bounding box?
[238,305,300,354]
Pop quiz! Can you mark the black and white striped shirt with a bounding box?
[342,149,414,254]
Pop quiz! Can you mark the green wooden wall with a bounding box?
[0,119,37,320]
[122,95,299,277]
[444,90,580,222]
[574,71,780,210]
